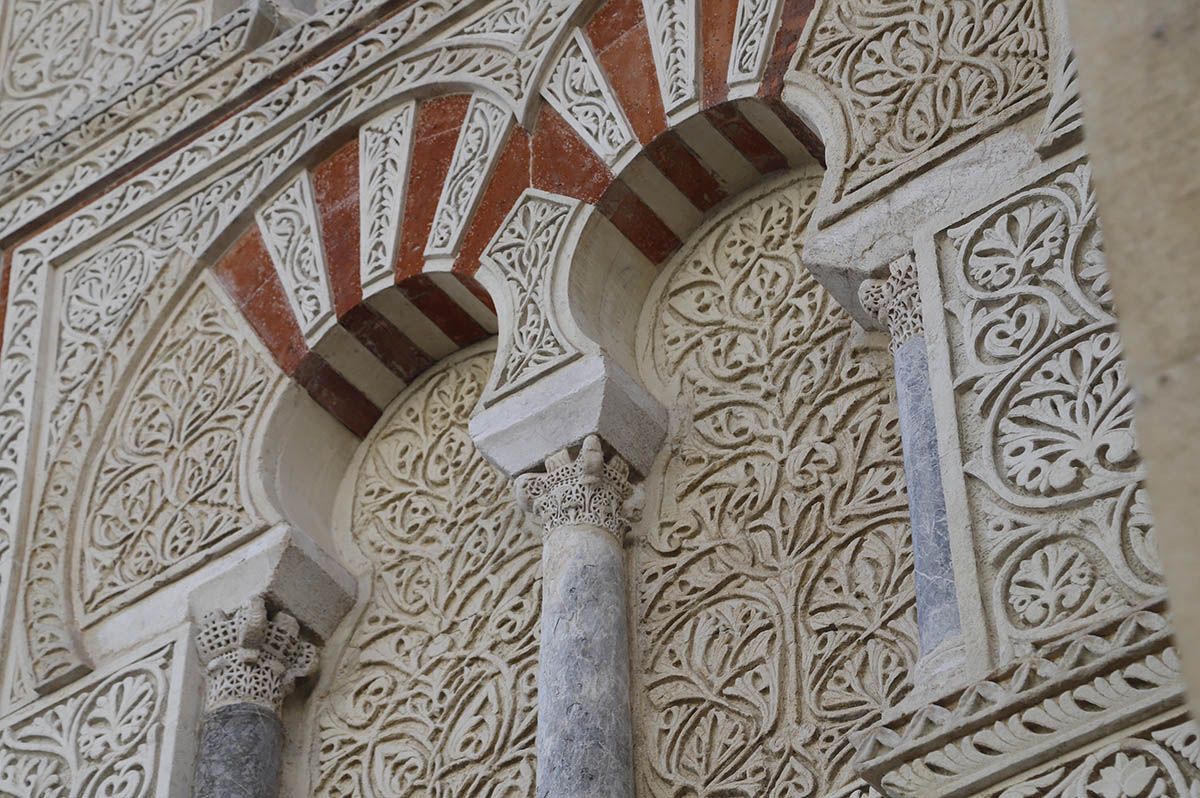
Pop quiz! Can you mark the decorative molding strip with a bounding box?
[852,600,1184,798]
[0,6,259,200]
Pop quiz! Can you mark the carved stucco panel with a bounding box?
[997,713,1200,798]
[359,102,416,291]
[540,29,634,166]
[0,643,173,798]
[640,0,696,118]
[310,347,539,796]
[635,171,917,796]
[0,0,213,153]
[923,157,1160,662]
[797,0,1052,211]
[75,283,275,622]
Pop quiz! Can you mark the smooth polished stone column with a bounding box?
[861,255,965,680]
[192,596,318,798]
[516,435,642,798]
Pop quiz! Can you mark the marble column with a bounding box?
[861,255,965,681]
[192,596,318,798]
[515,435,642,798]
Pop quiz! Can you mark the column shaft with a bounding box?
[193,703,283,798]
[894,335,963,658]
[538,523,633,798]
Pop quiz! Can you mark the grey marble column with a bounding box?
[192,596,318,798]
[861,255,965,679]
[516,435,642,798]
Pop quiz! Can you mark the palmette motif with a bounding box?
[933,161,1159,658]
[311,350,539,797]
[637,171,917,796]
[0,646,172,798]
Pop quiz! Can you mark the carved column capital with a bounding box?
[859,253,922,352]
[514,434,644,540]
[195,595,318,713]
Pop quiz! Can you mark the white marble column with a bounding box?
[515,435,642,798]
[192,596,317,798]
[861,255,966,682]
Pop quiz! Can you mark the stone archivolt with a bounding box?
[635,170,917,796]
[310,348,539,796]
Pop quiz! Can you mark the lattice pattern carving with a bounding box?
[637,171,917,795]
[928,159,1158,659]
[311,349,539,796]
[197,597,318,713]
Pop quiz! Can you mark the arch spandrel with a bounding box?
[304,343,541,797]
[631,169,915,796]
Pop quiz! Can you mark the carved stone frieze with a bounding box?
[636,170,917,796]
[924,158,1158,659]
[0,0,213,154]
[798,0,1052,210]
[997,713,1200,797]
[515,435,644,540]
[196,596,317,713]
[853,600,1187,798]
[311,348,539,795]
[0,644,173,797]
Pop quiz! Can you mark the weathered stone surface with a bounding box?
[894,334,962,662]
[193,703,284,798]
[538,526,633,798]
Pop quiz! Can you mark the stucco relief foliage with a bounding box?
[638,172,917,796]
[0,0,211,152]
[804,0,1050,201]
[0,645,171,798]
[938,162,1157,656]
[313,350,539,797]
[78,287,273,619]
[998,717,1200,798]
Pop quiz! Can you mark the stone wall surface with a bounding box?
[0,0,1191,796]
